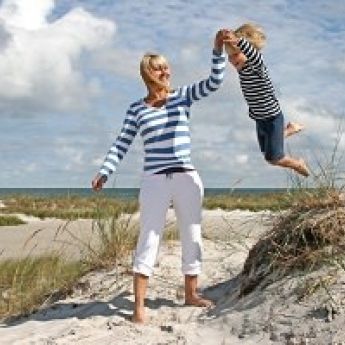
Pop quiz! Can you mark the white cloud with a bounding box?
[0,0,116,112]
[55,138,85,171]
[24,162,37,172]
[180,45,202,62]
[235,154,248,165]
[92,157,103,167]
[0,0,56,30]
[93,47,139,79]
[280,98,337,137]
[335,60,345,76]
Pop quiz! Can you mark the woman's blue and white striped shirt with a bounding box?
[99,50,226,178]
[237,38,281,120]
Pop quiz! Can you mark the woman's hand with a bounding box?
[214,29,234,53]
[214,29,226,53]
[91,173,107,191]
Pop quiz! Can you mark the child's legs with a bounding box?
[256,112,285,162]
[256,122,266,155]
[171,171,204,276]
[284,122,304,138]
[256,113,309,176]
[272,156,309,177]
[133,174,171,276]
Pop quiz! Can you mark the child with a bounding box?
[223,23,309,177]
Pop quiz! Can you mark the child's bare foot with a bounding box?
[285,122,304,137]
[294,159,310,177]
[185,295,214,308]
[132,308,145,324]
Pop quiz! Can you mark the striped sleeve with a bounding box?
[184,49,226,105]
[99,107,138,177]
[237,38,264,71]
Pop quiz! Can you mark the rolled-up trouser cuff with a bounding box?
[182,263,202,276]
[133,261,153,277]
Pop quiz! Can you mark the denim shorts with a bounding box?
[255,112,285,161]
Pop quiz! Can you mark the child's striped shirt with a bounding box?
[237,38,281,120]
[99,50,226,178]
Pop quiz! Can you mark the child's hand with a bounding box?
[223,30,239,46]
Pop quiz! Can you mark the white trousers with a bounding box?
[133,170,204,277]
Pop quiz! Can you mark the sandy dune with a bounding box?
[1,210,345,344]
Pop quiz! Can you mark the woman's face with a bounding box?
[150,63,171,88]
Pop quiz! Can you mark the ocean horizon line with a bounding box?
[0,187,297,200]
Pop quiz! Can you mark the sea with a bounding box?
[0,188,290,200]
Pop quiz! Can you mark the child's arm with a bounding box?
[98,107,139,180]
[224,30,264,70]
[183,30,226,106]
[236,37,264,71]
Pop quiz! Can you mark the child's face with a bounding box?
[228,51,247,71]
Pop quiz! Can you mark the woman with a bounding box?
[92,30,226,323]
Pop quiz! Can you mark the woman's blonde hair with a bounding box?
[234,23,266,50]
[140,53,170,91]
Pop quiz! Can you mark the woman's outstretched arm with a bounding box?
[183,30,226,105]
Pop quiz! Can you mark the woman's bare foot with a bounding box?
[185,294,214,308]
[293,159,310,177]
[285,122,304,137]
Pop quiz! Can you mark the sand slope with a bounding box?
[1,210,345,344]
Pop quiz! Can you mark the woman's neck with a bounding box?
[146,88,168,100]
[145,88,169,107]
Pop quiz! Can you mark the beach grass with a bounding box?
[0,215,26,226]
[239,186,345,296]
[0,192,297,220]
[163,223,179,241]
[0,255,88,319]
[0,195,138,219]
[203,191,297,211]
[83,207,139,270]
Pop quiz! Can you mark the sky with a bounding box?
[0,0,344,188]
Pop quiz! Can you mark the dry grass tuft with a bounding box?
[162,222,180,241]
[1,195,138,220]
[239,188,345,296]
[0,215,26,226]
[203,192,292,211]
[0,255,86,319]
[82,204,139,270]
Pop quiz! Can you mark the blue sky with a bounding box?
[0,0,344,188]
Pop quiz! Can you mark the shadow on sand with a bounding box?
[2,291,182,327]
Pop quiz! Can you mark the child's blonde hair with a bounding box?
[140,53,170,91]
[224,43,240,56]
[234,23,266,50]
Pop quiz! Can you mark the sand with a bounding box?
[0,215,96,260]
[1,209,345,344]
